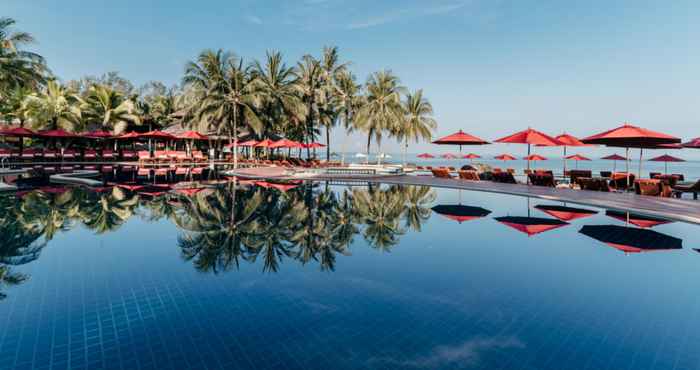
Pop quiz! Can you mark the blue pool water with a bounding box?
[1,182,700,369]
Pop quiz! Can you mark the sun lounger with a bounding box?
[138,151,153,164]
[569,170,592,184]
[492,171,517,184]
[154,150,169,162]
[577,177,611,192]
[672,174,685,181]
[137,168,151,177]
[600,171,612,178]
[528,173,556,187]
[609,173,635,190]
[21,149,41,160]
[672,180,700,200]
[121,150,136,160]
[192,151,207,162]
[102,149,116,160]
[458,170,480,181]
[62,149,78,160]
[431,168,453,179]
[43,149,58,160]
[635,179,671,197]
[649,172,662,179]
[506,168,515,174]
[84,149,98,160]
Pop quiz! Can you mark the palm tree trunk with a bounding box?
[325,125,330,161]
[403,138,408,166]
[366,130,372,164]
[232,106,238,170]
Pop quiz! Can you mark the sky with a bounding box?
[5,0,700,157]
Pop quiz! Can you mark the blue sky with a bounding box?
[6,0,700,155]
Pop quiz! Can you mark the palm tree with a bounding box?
[252,51,306,140]
[352,185,405,252]
[0,265,28,300]
[334,70,362,164]
[318,46,348,159]
[398,89,437,164]
[81,84,140,134]
[0,17,47,99]
[400,185,435,232]
[184,49,263,167]
[355,70,405,162]
[79,187,139,234]
[295,55,324,158]
[0,86,32,126]
[22,80,82,132]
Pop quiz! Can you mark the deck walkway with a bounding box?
[231,167,700,225]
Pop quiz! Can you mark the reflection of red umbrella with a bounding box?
[138,130,175,139]
[534,205,597,222]
[495,216,569,237]
[579,225,682,254]
[254,139,275,148]
[601,154,626,173]
[582,123,680,181]
[254,180,300,192]
[174,188,204,196]
[682,137,700,148]
[496,128,561,173]
[648,154,684,174]
[270,139,303,149]
[441,153,457,159]
[431,205,491,223]
[605,210,673,228]
[178,131,208,140]
[238,140,258,147]
[417,153,434,159]
[0,127,36,137]
[116,184,145,192]
[433,130,489,153]
[303,142,326,149]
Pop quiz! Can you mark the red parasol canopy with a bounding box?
[433,130,489,146]
[83,130,113,139]
[495,128,562,146]
[254,180,300,192]
[605,210,673,229]
[581,123,680,148]
[534,205,597,222]
[174,188,204,196]
[303,142,326,148]
[648,154,684,163]
[494,216,569,237]
[463,153,481,159]
[270,139,303,149]
[494,154,517,161]
[682,137,700,148]
[523,154,547,161]
[602,154,626,161]
[0,127,36,137]
[138,130,175,139]
[565,154,591,161]
[38,129,78,138]
[554,133,587,147]
[178,131,208,140]
[417,153,435,159]
[441,153,458,159]
[431,205,491,224]
[238,140,258,147]
[116,131,140,140]
[254,139,275,148]
[579,225,682,254]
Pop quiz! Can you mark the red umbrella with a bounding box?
[417,153,435,159]
[238,140,258,147]
[0,127,36,137]
[255,180,300,192]
[602,153,626,173]
[254,139,275,148]
[494,153,516,161]
[682,138,700,148]
[547,133,589,175]
[116,131,140,140]
[303,142,326,148]
[523,154,546,161]
[270,139,303,149]
[579,225,682,254]
[605,210,673,229]
[648,154,684,174]
[138,130,175,139]
[431,205,491,224]
[38,129,78,138]
[564,154,591,170]
[582,123,680,181]
[178,131,208,140]
[83,130,113,139]
[495,128,562,173]
[463,153,481,159]
[534,205,597,222]
[494,216,569,237]
[433,130,489,154]
[441,153,458,159]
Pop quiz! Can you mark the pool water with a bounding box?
[1,182,699,370]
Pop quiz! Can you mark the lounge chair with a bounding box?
[600,171,612,178]
[635,179,671,197]
[653,174,680,187]
[506,168,515,174]
[121,150,136,161]
[192,151,207,162]
[0,149,10,159]
[448,166,456,171]
[650,172,662,179]
[138,151,153,164]
[609,173,635,190]
[102,149,116,160]
[672,174,685,181]
[528,173,556,187]
[154,150,169,163]
[672,180,700,200]
[431,168,453,179]
[43,149,59,160]
[62,149,78,160]
[21,149,40,160]
[577,177,610,192]
[84,149,98,161]
[492,171,517,184]
[458,170,480,181]
[569,170,592,185]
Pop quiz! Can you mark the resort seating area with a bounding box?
[0,147,213,163]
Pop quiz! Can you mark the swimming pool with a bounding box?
[0,182,698,370]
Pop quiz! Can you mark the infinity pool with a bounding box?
[1,182,699,370]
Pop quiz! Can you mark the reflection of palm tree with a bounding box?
[0,265,27,300]
[175,184,262,273]
[401,186,436,232]
[352,185,406,252]
[19,189,79,240]
[80,187,139,234]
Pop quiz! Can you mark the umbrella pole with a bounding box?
[638,148,643,180]
[625,147,630,188]
[563,146,567,179]
[527,144,531,184]
[665,161,668,175]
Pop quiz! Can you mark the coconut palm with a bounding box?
[0,86,32,126]
[398,89,437,164]
[352,185,406,252]
[295,55,324,158]
[184,49,263,167]
[400,185,435,232]
[334,70,362,163]
[355,70,405,161]
[22,80,82,132]
[79,187,139,234]
[81,84,140,134]
[318,46,348,159]
[0,17,47,99]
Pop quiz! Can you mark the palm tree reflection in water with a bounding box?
[0,182,436,297]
